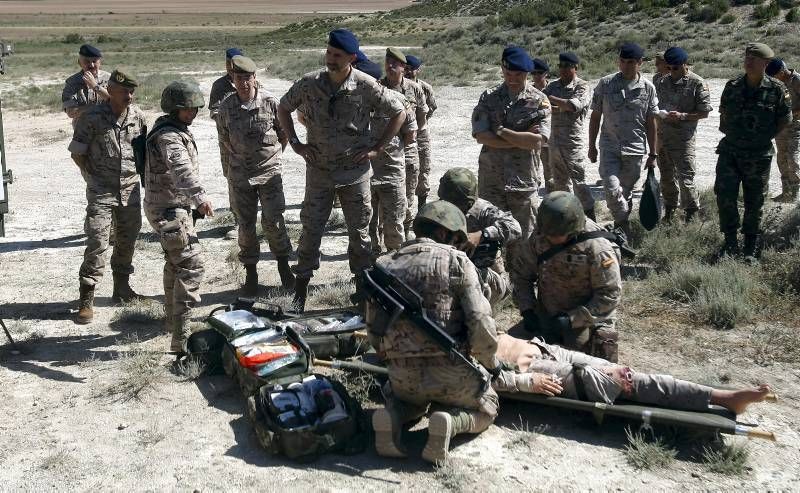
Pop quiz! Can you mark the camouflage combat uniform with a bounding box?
[369,91,416,252]
[217,84,293,264]
[591,73,659,223]
[472,82,551,238]
[655,71,713,212]
[368,238,500,431]
[510,219,622,357]
[716,74,792,235]
[381,76,428,229]
[68,101,146,287]
[466,198,522,304]
[209,74,237,178]
[774,70,800,197]
[543,76,594,211]
[413,78,437,202]
[280,68,405,279]
[144,115,207,346]
[62,69,110,118]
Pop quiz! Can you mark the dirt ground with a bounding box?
[0,73,798,490]
[0,0,411,14]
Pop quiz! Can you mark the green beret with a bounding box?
[109,69,138,88]
[745,42,774,59]
[386,47,407,64]
[231,55,258,74]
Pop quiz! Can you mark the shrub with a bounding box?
[753,0,780,20]
[688,0,730,22]
[720,12,737,22]
[624,428,677,469]
[787,6,800,21]
[702,441,750,475]
[62,32,83,44]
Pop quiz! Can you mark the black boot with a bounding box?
[742,234,761,263]
[684,208,698,224]
[293,277,310,313]
[242,264,258,296]
[112,273,142,303]
[663,206,676,224]
[584,207,596,222]
[276,256,295,290]
[719,232,739,258]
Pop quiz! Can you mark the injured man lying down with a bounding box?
[493,334,773,415]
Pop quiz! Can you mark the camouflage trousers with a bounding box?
[294,178,372,279]
[549,144,595,212]
[539,145,551,191]
[598,150,644,223]
[370,181,407,252]
[229,174,293,265]
[494,336,712,411]
[714,151,772,235]
[658,141,700,211]
[144,205,204,332]
[478,183,538,239]
[79,199,141,286]
[404,143,420,228]
[383,356,499,428]
[416,128,432,199]
[775,120,800,190]
[482,266,511,306]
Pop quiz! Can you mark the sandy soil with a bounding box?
[0,0,412,14]
[0,73,798,490]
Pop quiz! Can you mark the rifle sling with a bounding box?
[537,231,619,266]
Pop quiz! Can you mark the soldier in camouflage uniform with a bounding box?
[652,52,669,86]
[510,192,622,362]
[472,46,551,239]
[716,43,792,261]
[766,57,800,203]
[588,43,659,231]
[437,167,521,305]
[405,55,437,208]
[62,44,110,122]
[543,52,595,218]
[368,200,502,463]
[381,48,428,234]
[277,29,406,311]
[217,56,295,294]
[68,70,147,324]
[655,46,713,223]
[144,81,213,353]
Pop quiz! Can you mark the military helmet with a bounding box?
[161,81,205,113]
[414,200,468,241]
[538,191,586,236]
[438,167,478,208]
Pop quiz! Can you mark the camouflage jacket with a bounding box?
[591,72,659,155]
[280,67,405,185]
[382,76,428,130]
[416,78,437,121]
[510,219,621,330]
[67,102,147,206]
[467,198,522,243]
[655,70,713,144]
[785,70,800,114]
[718,74,792,156]
[217,84,286,186]
[543,76,591,149]
[62,70,110,113]
[370,90,416,185]
[208,74,236,121]
[144,115,207,210]
[372,237,499,369]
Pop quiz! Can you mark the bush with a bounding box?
[777,0,795,7]
[687,0,730,22]
[786,6,800,20]
[720,12,737,22]
[753,0,781,20]
[62,33,83,44]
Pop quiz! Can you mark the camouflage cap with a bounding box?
[537,191,586,237]
[745,42,774,59]
[109,69,138,88]
[231,55,258,74]
[414,200,468,240]
[386,47,407,64]
[161,80,205,113]
[438,167,478,207]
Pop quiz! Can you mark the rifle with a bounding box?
[360,265,490,395]
[469,238,501,269]
[132,125,148,185]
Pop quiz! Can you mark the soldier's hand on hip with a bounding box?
[198,201,214,218]
[531,373,564,396]
[354,147,379,165]
[588,146,598,163]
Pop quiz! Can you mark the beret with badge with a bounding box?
[109,69,138,88]
[386,47,407,64]
[502,45,534,72]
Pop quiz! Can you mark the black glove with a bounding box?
[521,309,542,335]
[541,314,571,343]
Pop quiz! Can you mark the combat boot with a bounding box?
[76,284,95,325]
[372,407,408,458]
[242,264,258,296]
[276,256,295,290]
[684,208,699,224]
[293,277,310,313]
[422,411,474,464]
[111,273,142,303]
[786,185,799,203]
[663,206,676,224]
[584,207,596,222]
[170,314,192,355]
[742,234,761,263]
[719,232,739,258]
[418,194,427,209]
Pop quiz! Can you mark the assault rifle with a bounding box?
[360,265,490,395]
[469,238,501,269]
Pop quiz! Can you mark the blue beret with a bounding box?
[406,55,423,70]
[766,58,785,76]
[79,44,102,58]
[355,50,368,63]
[664,46,688,65]
[532,58,549,72]
[559,52,580,66]
[502,45,534,72]
[328,29,359,55]
[225,48,243,59]
[619,42,644,60]
[354,59,382,80]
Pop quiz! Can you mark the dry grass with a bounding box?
[624,428,677,470]
[111,299,165,325]
[702,440,750,476]
[102,340,164,401]
[503,417,547,453]
[432,457,478,491]
[174,357,205,381]
[39,449,71,471]
[136,427,167,447]
[312,280,354,308]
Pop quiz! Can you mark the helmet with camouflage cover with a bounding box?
[438,167,478,213]
[538,191,586,236]
[160,81,205,113]
[414,200,468,242]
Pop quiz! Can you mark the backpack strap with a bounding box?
[537,231,619,265]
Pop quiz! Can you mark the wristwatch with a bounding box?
[648,153,658,158]
[481,229,492,242]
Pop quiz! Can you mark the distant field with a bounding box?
[0,0,411,14]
